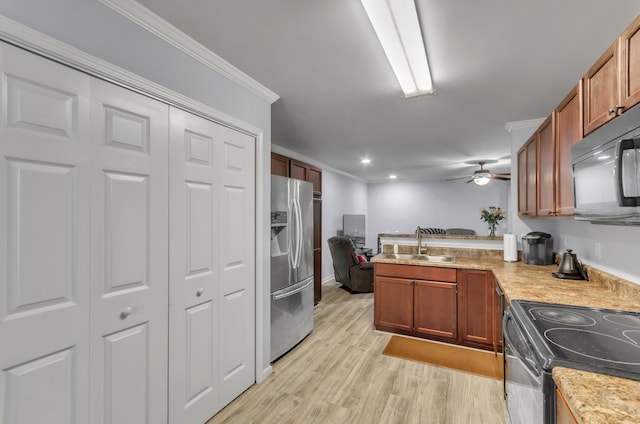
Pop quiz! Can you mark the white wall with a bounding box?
[0,0,275,379]
[321,170,368,280]
[367,179,510,252]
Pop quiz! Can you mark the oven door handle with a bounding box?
[503,311,542,379]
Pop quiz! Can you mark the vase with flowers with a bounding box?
[480,206,506,237]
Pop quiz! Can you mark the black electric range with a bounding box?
[504,300,640,424]
[510,300,640,381]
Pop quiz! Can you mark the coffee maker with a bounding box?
[522,232,554,265]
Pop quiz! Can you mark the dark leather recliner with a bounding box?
[327,236,374,293]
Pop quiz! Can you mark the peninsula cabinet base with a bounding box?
[374,263,499,352]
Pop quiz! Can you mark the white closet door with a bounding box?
[217,125,255,406]
[89,78,169,424]
[168,108,221,423]
[169,109,256,422]
[0,43,92,424]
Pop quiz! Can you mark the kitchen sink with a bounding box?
[376,253,456,263]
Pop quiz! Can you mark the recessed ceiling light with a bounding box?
[361,158,372,164]
[389,174,397,179]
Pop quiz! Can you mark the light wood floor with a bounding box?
[206,282,507,424]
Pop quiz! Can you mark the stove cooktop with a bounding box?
[510,300,640,381]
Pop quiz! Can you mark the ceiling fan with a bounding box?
[448,161,511,186]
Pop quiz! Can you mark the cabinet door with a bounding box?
[290,159,308,181]
[517,136,538,218]
[517,145,528,216]
[459,270,494,347]
[620,15,640,110]
[555,84,582,216]
[374,276,414,332]
[313,198,322,304]
[308,165,322,196]
[537,115,556,216]
[583,41,620,135]
[414,280,457,339]
[526,137,537,216]
[270,152,289,177]
[493,282,504,353]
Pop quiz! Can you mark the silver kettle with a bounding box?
[554,249,588,280]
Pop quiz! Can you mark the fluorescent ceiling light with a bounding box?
[361,0,433,98]
[361,158,372,164]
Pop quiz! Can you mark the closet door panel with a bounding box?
[169,108,220,423]
[89,78,168,424]
[217,126,255,406]
[0,43,92,424]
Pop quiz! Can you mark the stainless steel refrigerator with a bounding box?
[270,175,314,361]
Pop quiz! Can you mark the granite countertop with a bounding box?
[553,367,640,424]
[371,251,640,423]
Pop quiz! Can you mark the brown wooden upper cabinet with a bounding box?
[270,152,290,177]
[583,40,620,134]
[537,115,556,217]
[290,159,322,196]
[554,83,582,216]
[518,82,582,219]
[620,15,640,111]
[583,15,640,135]
[518,134,537,218]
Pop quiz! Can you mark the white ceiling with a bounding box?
[138,0,640,182]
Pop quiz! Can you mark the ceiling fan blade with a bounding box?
[492,172,511,176]
[465,178,474,183]
[490,175,511,181]
[446,175,472,181]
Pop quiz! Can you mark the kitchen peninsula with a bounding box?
[371,250,640,424]
[377,232,505,257]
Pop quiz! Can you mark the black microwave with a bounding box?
[572,106,640,224]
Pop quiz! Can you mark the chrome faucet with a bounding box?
[416,226,427,254]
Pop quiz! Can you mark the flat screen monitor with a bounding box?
[343,214,365,247]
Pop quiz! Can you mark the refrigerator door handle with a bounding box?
[295,194,303,268]
[272,277,314,301]
[290,195,299,269]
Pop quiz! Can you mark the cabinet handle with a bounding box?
[609,105,625,116]
[196,288,204,297]
[120,307,133,320]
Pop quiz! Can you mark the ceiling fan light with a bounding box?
[473,176,491,186]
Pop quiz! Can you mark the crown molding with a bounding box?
[98,0,279,104]
[0,14,262,137]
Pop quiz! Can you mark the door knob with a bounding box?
[196,288,204,297]
[120,307,133,319]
